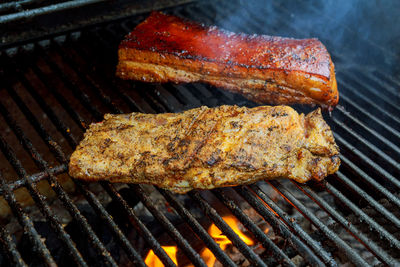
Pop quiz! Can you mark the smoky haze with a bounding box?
[205,0,400,76]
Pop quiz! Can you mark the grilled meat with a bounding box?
[69,105,340,193]
[116,12,338,108]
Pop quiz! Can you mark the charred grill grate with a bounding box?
[1,0,400,266]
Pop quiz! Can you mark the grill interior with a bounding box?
[1,1,400,266]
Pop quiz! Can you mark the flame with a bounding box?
[222,215,254,246]
[145,246,178,267]
[200,215,254,266]
[144,215,255,266]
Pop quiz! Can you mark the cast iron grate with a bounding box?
[0,1,399,266]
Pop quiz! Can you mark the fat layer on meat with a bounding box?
[69,105,340,193]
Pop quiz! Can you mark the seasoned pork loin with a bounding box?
[116,12,338,108]
[69,105,340,193]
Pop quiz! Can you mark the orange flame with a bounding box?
[145,246,178,267]
[200,215,254,266]
[144,215,256,266]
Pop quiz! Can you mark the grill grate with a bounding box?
[1,0,400,266]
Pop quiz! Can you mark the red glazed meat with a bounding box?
[116,12,338,107]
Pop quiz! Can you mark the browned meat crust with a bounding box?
[69,105,340,193]
[116,12,338,107]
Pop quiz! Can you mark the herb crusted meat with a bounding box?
[68,105,340,193]
[116,12,339,108]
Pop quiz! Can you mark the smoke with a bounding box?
[206,0,400,74]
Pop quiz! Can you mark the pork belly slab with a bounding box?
[116,12,338,107]
[69,105,340,193]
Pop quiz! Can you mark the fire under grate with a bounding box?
[1,1,400,266]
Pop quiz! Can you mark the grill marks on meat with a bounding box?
[68,105,340,193]
[116,12,339,107]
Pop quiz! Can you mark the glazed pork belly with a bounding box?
[116,12,338,107]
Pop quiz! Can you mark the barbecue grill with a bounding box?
[1,0,400,266]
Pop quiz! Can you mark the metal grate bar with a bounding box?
[340,155,400,209]
[0,164,67,194]
[55,35,143,114]
[188,191,267,267]
[0,0,107,24]
[371,70,400,95]
[7,73,155,267]
[130,185,207,267]
[16,38,180,267]
[325,182,400,249]
[244,184,340,266]
[338,94,400,139]
[111,85,147,113]
[1,69,67,163]
[252,183,358,266]
[0,134,87,267]
[268,181,373,266]
[83,24,179,114]
[7,46,169,266]
[0,222,27,267]
[134,82,170,113]
[335,105,400,154]
[102,183,177,267]
[235,186,329,266]
[339,80,400,126]
[42,36,212,266]
[336,171,400,229]
[34,45,104,121]
[0,86,118,266]
[76,183,146,267]
[76,28,162,114]
[0,171,56,266]
[165,84,203,109]
[2,53,80,148]
[50,41,122,115]
[158,188,237,267]
[79,27,167,113]
[332,118,400,174]
[13,51,88,131]
[0,0,39,12]
[350,68,400,102]
[335,133,400,189]
[295,182,398,266]
[212,188,296,267]
[340,73,400,114]
[11,48,100,130]
[39,39,121,115]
